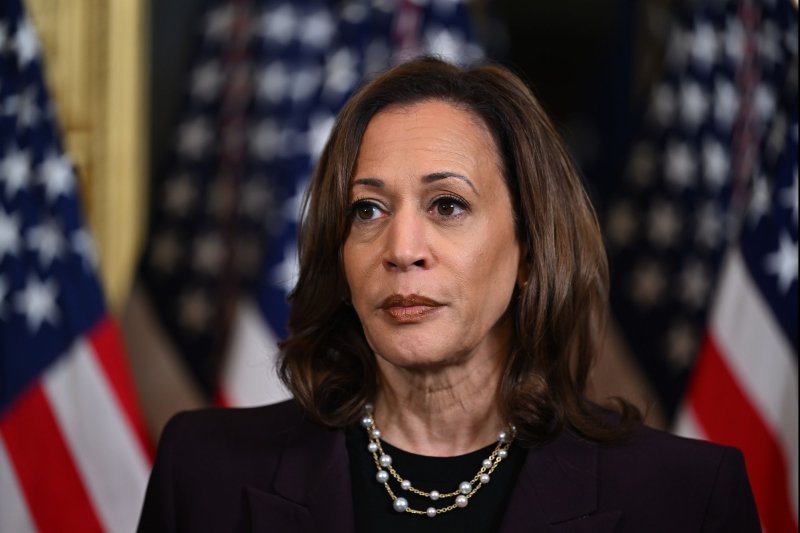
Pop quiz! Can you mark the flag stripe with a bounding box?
[89,316,154,459]
[710,248,799,514]
[43,337,151,533]
[219,300,289,407]
[0,438,37,533]
[0,384,104,533]
[689,335,796,533]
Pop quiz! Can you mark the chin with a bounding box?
[369,337,472,373]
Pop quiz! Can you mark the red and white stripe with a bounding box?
[675,247,798,533]
[218,299,290,408]
[0,318,151,533]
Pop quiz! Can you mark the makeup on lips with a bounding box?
[380,294,444,323]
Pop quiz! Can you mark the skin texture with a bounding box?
[343,100,522,455]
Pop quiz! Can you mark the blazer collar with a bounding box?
[247,415,354,533]
[247,416,620,533]
[499,430,621,533]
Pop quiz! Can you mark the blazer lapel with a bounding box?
[498,431,621,533]
[246,419,354,533]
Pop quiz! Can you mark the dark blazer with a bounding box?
[137,400,760,532]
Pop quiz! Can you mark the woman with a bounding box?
[138,57,760,532]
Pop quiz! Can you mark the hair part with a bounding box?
[279,57,640,445]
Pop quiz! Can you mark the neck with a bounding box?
[372,348,507,457]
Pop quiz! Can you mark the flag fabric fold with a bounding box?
[0,0,151,531]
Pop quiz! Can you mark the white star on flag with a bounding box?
[748,175,771,225]
[14,87,40,129]
[665,141,697,189]
[713,78,739,130]
[324,48,359,98]
[299,9,335,49]
[191,61,224,101]
[680,81,709,129]
[177,117,213,159]
[204,5,232,42]
[1,145,31,198]
[702,138,730,191]
[14,275,59,332]
[13,17,38,66]
[260,4,297,44]
[0,209,22,259]
[690,22,719,69]
[27,221,65,267]
[39,151,74,201]
[257,61,290,103]
[648,201,682,248]
[764,231,798,293]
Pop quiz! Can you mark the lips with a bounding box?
[379,294,444,323]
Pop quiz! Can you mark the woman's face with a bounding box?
[343,100,521,371]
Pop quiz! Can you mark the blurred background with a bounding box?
[1,0,796,531]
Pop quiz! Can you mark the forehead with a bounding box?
[353,100,502,181]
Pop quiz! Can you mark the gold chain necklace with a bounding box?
[360,404,515,518]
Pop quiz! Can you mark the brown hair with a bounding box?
[279,56,639,444]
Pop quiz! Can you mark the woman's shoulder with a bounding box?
[599,423,742,476]
[590,424,759,530]
[153,399,314,473]
[160,398,305,447]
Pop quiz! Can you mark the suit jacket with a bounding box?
[137,400,760,532]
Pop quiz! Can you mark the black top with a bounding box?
[346,425,526,533]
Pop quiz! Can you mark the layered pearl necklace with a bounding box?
[359,404,515,518]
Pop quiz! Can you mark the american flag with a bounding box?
[606,0,797,529]
[0,0,151,531]
[139,0,482,407]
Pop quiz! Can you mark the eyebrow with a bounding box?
[423,172,477,193]
[350,172,477,193]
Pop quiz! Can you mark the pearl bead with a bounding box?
[367,442,378,453]
[376,470,389,483]
[455,495,468,508]
[498,430,508,443]
[400,479,411,490]
[360,416,373,428]
[393,497,408,513]
[370,428,381,439]
[482,458,492,469]
[379,454,392,467]
[498,449,508,459]
[480,473,490,484]
[364,403,374,413]
[459,481,472,494]
[426,507,437,517]
[429,490,440,500]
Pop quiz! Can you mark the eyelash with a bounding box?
[347,195,470,222]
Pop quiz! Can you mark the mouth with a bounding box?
[379,294,444,323]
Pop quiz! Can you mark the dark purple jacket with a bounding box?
[137,400,761,532]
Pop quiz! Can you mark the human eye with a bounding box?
[348,199,386,222]
[430,195,469,218]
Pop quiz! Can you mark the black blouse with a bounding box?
[346,425,525,533]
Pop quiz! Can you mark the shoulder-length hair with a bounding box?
[279,56,639,444]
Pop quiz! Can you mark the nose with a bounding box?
[382,208,430,271]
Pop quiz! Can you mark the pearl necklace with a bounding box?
[360,404,515,518]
